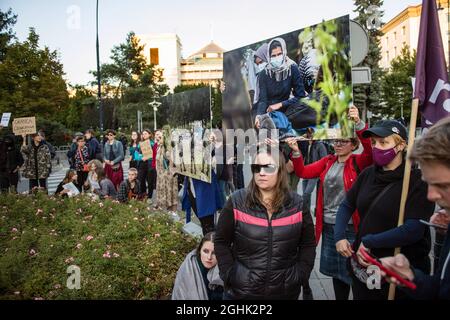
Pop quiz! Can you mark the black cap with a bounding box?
[362,120,408,141]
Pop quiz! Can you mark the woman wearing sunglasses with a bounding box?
[215,150,316,300]
[284,105,372,300]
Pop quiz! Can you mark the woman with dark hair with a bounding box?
[285,105,372,300]
[137,129,156,199]
[92,166,117,200]
[85,129,102,161]
[334,120,435,300]
[172,232,224,300]
[129,131,142,169]
[103,129,124,190]
[55,169,81,197]
[215,150,316,300]
[73,136,91,187]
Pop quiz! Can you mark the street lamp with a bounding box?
[149,100,161,131]
[96,0,104,132]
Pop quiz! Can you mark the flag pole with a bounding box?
[387,97,420,300]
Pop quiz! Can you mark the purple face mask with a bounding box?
[372,147,398,167]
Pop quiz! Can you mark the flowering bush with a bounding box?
[0,193,197,299]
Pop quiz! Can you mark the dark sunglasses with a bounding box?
[251,164,278,175]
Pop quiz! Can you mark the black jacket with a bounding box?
[215,189,316,300]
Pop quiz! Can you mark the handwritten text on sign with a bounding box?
[12,117,36,135]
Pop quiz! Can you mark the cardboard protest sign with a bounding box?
[223,15,354,140]
[12,117,36,136]
[139,141,153,160]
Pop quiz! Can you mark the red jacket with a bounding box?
[151,142,158,169]
[291,124,373,243]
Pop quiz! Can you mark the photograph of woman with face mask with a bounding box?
[254,37,306,124]
[334,120,435,300]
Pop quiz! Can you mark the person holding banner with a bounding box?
[103,129,124,190]
[285,105,371,300]
[379,117,450,300]
[334,120,435,300]
[21,133,51,192]
[137,129,156,200]
[73,136,91,188]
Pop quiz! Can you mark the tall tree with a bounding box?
[381,46,416,120]
[353,0,385,121]
[0,8,17,62]
[91,31,169,129]
[0,27,69,120]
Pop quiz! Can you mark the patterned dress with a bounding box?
[155,145,178,210]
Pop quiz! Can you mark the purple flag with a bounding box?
[415,0,450,127]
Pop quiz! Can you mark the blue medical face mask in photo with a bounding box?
[255,62,267,73]
[270,55,283,68]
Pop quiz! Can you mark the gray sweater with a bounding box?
[99,179,117,199]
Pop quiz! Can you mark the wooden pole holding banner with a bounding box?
[387,98,420,300]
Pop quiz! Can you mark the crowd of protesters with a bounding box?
[1,111,450,301]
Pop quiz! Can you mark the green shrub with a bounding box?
[0,192,197,300]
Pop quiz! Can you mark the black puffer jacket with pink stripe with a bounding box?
[215,189,316,300]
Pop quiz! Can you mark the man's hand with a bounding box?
[336,239,354,258]
[348,105,361,125]
[267,103,282,113]
[430,209,450,234]
[380,254,415,285]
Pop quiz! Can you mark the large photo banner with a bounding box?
[159,87,213,183]
[223,15,354,140]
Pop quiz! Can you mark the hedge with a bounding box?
[0,192,197,300]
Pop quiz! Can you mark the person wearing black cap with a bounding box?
[334,119,435,300]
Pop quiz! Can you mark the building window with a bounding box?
[394,32,397,40]
[402,26,406,36]
[386,37,389,46]
[150,48,159,65]
[394,46,397,57]
[387,51,389,63]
